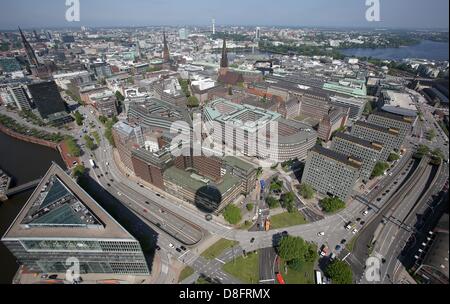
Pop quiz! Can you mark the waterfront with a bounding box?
[0,131,66,284]
[341,40,449,61]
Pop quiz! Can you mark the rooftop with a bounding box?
[223,156,256,173]
[2,164,135,240]
[334,132,384,151]
[311,145,363,169]
[164,167,240,195]
[354,121,400,137]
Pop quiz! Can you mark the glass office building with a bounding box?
[2,163,149,276]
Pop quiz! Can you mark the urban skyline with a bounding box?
[0,0,449,30]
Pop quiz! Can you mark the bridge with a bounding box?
[5,178,41,197]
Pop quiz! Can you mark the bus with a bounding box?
[315,270,323,285]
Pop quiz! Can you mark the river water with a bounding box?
[341,40,449,61]
[0,131,66,284]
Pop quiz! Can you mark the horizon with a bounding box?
[0,0,448,31]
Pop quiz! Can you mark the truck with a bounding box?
[89,159,96,168]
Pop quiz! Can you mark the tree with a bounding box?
[426,129,437,141]
[84,135,96,151]
[246,203,254,212]
[72,165,86,178]
[299,183,316,200]
[371,162,390,178]
[266,196,280,209]
[280,192,296,213]
[270,178,283,192]
[73,111,84,126]
[325,260,353,284]
[223,205,242,225]
[414,145,430,159]
[278,236,318,263]
[187,96,199,108]
[388,153,400,162]
[320,197,346,214]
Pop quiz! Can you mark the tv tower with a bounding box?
[212,18,216,35]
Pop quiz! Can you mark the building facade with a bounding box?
[302,145,362,201]
[331,133,383,181]
[351,121,402,161]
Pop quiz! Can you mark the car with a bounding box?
[155,246,161,251]
[318,232,325,237]
[341,239,347,245]
[335,245,342,251]
[360,221,366,226]
[363,210,369,216]
[41,274,49,279]
[180,246,187,251]
[320,245,329,257]
[205,214,213,221]
[110,179,114,182]
[346,223,353,230]
[352,229,358,235]
[107,183,111,187]
[356,218,361,222]
[176,248,182,253]
[49,275,58,280]
[156,193,161,197]
[143,209,148,213]
[169,243,175,249]
[282,231,289,236]
[250,238,256,243]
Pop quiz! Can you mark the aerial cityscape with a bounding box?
[0,0,448,290]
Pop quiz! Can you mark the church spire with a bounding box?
[220,37,228,68]
[163,31,170,63]
[19,26,40,67]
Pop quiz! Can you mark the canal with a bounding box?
[0,131,66,284]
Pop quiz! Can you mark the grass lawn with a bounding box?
[346,236,357,252]
[270,212,308,229]
[201,239,239,260]
[280,260,315,284]
[178,266,195,283]
[223,252,259,284]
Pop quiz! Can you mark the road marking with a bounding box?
[342,252,351,261]
[215,258,226,265]
[178,250,190,260]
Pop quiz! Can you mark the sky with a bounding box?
[0,0,448,30]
